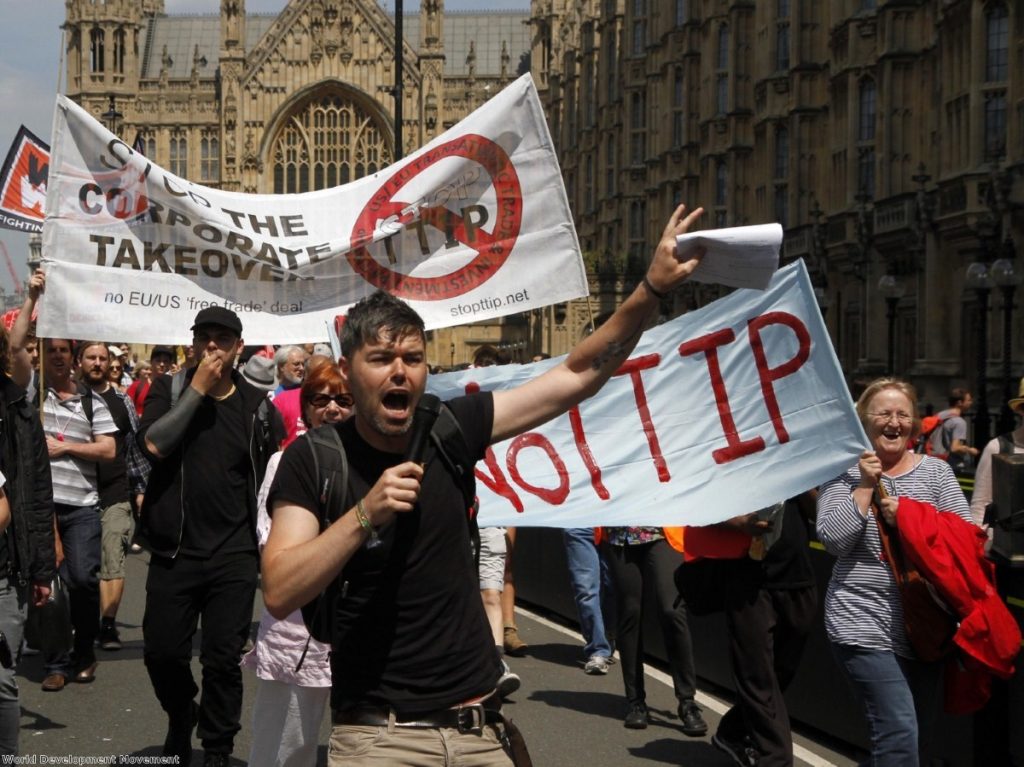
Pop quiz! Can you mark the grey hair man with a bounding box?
[274,345,308,395]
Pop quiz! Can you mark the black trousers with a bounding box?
[605,538,697,706]
[143,550,258,754]
[718,558,817,767]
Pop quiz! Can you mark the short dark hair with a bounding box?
[949,387,970,406]
[340,290,425,358]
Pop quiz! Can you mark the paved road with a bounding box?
[12,551,858,765]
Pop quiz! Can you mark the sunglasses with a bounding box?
[109,365,123,373]
[309,393,353,409]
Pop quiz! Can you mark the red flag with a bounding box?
[0,126,49,233]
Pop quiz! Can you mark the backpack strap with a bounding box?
[79,387,94,425]
[304,424,350,528]
[298,424,350,651]
[430,403,477,511]
[429,403,481,566]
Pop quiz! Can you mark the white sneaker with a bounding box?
[584,654,611,675]
[497,659,521,698]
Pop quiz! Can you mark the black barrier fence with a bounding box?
[514,527,1024,766]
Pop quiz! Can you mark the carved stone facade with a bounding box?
[534,0,1023,430]
[63,0,532,367]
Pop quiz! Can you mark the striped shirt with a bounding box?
[816,455,971,658]
[42,388,118,507]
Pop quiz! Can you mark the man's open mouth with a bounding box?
[382,391,410,413]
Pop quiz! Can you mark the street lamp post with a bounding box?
[878,274,904,376]
[101,94,123,135]
[965,261,994,448]
[991,251,1020,434]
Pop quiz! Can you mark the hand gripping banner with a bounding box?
[38,74,586,344]
[428,260,869,528]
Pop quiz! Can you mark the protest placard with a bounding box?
[38,74,586,343]
[430,259,867,527]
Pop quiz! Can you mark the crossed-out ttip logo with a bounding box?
[348,134,523,301]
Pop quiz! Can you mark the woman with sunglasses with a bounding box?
[107,360,126,393]
[817,378,972,766]
[243,359,353,767]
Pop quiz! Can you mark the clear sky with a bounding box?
[0,0,529,290]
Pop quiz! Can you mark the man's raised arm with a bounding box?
[491,204,706,443]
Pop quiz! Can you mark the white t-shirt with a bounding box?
[42,389,118,507]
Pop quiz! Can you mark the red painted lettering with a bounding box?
[678,328,766,464]
[475,447,524,512]
[747,312,812,444]
[464,380,524,512]
[506,433,570,505]
[614,353,669,482]
[568,406,609,500]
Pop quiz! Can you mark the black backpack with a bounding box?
[300,403,479,645]
[33,386,95,426]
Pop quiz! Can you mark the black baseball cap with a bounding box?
[150,345,176,360]
[191,306,243,336]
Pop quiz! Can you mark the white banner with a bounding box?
[39,74,586,344]
[430,260,869,528]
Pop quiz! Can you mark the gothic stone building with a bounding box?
[62,0,532,367]
[533,0,1023,441]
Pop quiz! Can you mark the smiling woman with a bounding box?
[815,377,973,767]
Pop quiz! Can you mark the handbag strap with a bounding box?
[872,483,908,586]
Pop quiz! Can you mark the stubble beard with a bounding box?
[351,384,412,440]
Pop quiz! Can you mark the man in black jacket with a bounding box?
[136,307,282,767]
[0,334,55,755]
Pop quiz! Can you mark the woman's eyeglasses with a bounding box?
[109,366,123,373]
[867,411,912,424]
[309,393,353,409]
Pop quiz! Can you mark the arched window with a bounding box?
[270,91,392,194]
[631,0,647,56]
[774,126,789,179]
[858,79,876,141]
[986,3,1008,82]
[716,25,729,115]
[672,67,685,148]
[774,126,789,225]
[113,28,126,74]
[630,89,647,165]
[201,135,220,182]
[629,199,646,259]
[858,78,876,195]
[90,27,105,73]
[776,0,790,71]
[169,132,187,177]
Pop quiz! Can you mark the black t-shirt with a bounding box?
[269,392,500,716]
[179,390,254,557]
[96,387,131,508]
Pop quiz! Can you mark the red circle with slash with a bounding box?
[347,134,523,300]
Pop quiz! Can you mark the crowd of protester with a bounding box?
[0,199,1017,766]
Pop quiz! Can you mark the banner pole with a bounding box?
[37,338,45,425]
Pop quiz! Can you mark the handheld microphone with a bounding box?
[403,394,442,465]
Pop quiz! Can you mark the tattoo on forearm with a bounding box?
[590,323,643,371]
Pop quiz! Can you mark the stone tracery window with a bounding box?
[270,91,393,194]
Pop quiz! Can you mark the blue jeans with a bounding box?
[831,643,943,767]
[0,576,26,755]
[563,528,613,659]
[45,504,101,677]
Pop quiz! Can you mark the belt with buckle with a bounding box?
[333,698,502,734]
